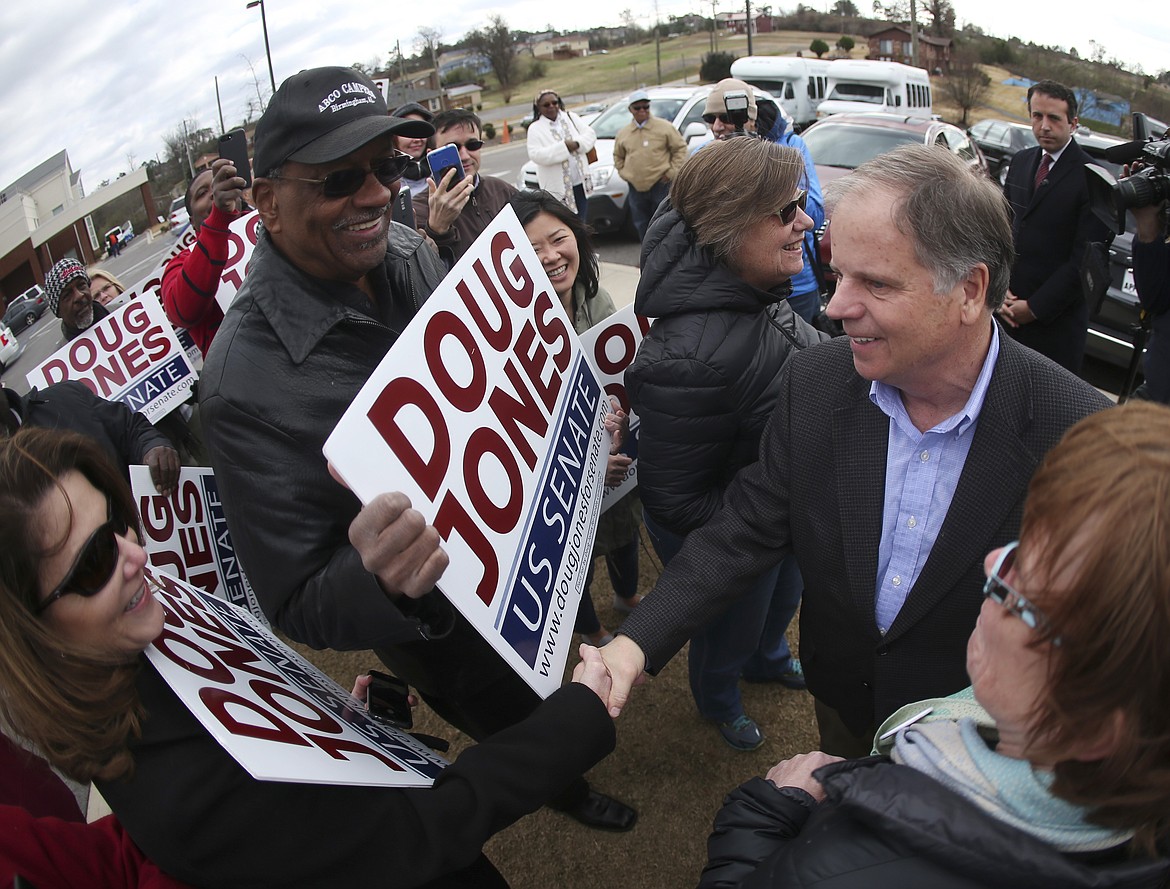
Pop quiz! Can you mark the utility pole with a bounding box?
[396,40,407,80]
[631,60,639,88]
[654,0,662,83]
[179,119,196,179]
[745,0,753,56]
[215,76,225,133]
[711,0,720,53]
[909,0,920,67]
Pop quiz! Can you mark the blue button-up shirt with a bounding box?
[871,323,1001,634]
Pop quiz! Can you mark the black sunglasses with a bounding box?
[702,112,733,125]
[446,139,485,152]
[274,152,412,198]
[36,511,131,614]
[775,190,808,225]
[630,104,651,112]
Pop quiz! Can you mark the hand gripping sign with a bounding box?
[325,207,610,699]
[131,465,267,627]
[578,303,651,512]
[26,293,196,423]
[145,565,447,787]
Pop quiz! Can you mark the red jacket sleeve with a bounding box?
[161,206,234,354]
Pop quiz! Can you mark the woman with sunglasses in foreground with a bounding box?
[624,136,826,751]
[0,428,619,889]
[702,402,1170,888]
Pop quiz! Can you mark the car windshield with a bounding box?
[804,124,920,169]
[590,98,688,138]
[826,83,885,104]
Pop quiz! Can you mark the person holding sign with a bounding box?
[700,404,1170,888]
[0,427,620,889]
[200,66,635,832]
[625,137,825,751]
[512,190,644,646]
[161,157,249,357]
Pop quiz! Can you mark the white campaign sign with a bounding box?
[578,303,651,512]
[145,566,447,787]
[214,210,262,312]
[324,207,609,699]
[131,465,267,626]
[25,293,195,422]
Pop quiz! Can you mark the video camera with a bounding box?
[1087,112,1170,233]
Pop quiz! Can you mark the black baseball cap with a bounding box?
[390,101,434,122]
[254,66,434,176]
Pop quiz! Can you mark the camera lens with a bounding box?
[1116,169,1168,210]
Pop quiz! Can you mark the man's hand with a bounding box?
[346,491,449,599]
[426,170,474,236]
[143,446,180,496]
[210,157,246,215]
[565,139,580,154]
[765,752,845,803]
[605,453,633,487]
[597,635,648,718]
[571,643,613,704]
[603,397,630,454]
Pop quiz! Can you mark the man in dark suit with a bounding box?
[1000,79,1111,373]
[597,144,1111,756]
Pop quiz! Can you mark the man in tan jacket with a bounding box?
[613,90,688,239]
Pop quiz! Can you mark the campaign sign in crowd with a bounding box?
[131,465,267,626]
[25,293,196,422]
[325,207,610,699]
[145,565,448,787]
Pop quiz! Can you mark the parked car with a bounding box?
[0,323,23,374]
[169,195,190,233]
[801,112,988,185]
[517,86,714,237]
[2,285,47,332]
[967,118,1038,185]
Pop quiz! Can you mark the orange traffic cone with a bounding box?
[501,119,510,144]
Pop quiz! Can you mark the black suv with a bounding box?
[968,118,1038,186]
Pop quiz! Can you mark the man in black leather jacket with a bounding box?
[199,66,633,832]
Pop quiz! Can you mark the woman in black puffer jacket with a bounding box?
[626,136,828,751]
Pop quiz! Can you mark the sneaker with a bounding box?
[717,714,764,751]
[612,593,643,614]
[743,658,807,691]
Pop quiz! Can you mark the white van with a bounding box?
[729,56,831,129]
[816,59,932,120]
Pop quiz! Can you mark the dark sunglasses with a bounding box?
[274,152,411,198]
[36,511,131,614]
[630,104,651,112]
[447,139,485,152]
[702,112,733,125]
[775,190,808,225]
[983,541,1062,645]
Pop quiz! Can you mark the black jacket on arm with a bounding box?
[626,206,826,536]
[701,757,1170,889]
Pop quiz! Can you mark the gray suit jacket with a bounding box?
[620,333,1111,733]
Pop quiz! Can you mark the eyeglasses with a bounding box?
[775,190,808,225]
[982,541,1062,645]
[630,104,651,112]
[446,139,485,152]
[702,112,733,125]
[272,152,411,198]
[36,510,131,614]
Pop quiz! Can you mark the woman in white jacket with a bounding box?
[526,89,597,219]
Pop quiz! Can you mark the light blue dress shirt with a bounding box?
[871,323,1001,634]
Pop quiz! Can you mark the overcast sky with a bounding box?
[1,0,1166,194]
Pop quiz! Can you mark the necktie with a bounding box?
[1033,153,1052,192]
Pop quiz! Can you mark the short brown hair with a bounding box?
[1019,401,1170,852]
[670,137,804,266]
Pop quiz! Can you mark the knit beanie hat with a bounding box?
[45,258,88,316]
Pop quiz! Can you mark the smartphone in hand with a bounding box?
[426,143,465,191]
[365,670,413,729]
[217,128,253,188]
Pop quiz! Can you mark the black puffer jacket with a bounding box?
[626,205,826,535]
[702,758,1170,889]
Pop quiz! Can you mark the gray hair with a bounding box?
[824,143,1014,309]
[671,136,805,265]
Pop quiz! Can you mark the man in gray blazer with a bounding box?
[599,144,1112,756]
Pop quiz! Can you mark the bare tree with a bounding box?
[938,53,990,126]
[465,15,520,102]
[921,0,954,36]
[241,54,271,116]
[126,152,137,173]
[416,26,443,73]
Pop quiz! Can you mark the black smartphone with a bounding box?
[217,128,253,189]
[365,670,413,729]
[426,143,464,191]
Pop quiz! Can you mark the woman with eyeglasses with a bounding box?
[623,136,826,752]
[0,427,620,889]
[87,268,125,307]
[701,402,1170,889]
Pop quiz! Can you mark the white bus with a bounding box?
[729,56,831,129]
[816,60,932,120]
